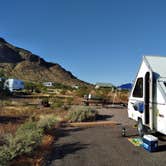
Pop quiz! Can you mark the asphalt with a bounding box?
[46,108,166,166]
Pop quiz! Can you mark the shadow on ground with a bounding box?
[46,126,89,164]
[157,145,166,152]
[50,142,88,160]
[96,114,114,121]
[0,116,27,124]
[47,127,86,141]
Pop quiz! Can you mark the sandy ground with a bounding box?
[46,107,166,166]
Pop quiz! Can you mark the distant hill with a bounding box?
[117,83,132,90]
[0,38,89,86]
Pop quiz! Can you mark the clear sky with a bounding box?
[1,0,166,85]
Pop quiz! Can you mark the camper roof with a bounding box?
[144,56,166,78]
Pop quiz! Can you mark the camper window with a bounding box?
[164,82,166,87]
[133,77,143,98]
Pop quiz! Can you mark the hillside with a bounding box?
[0,38,88,86]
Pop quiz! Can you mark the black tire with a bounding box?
[137,119,145,137]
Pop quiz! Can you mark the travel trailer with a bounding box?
[4,79,24,92]
[43,82,53,87]
[128,56,166,137]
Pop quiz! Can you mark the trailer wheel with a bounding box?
[137,119,145,137]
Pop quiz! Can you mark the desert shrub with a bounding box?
[53,83,72,90]
[66,97,74,105]
[34,88,41,93]
[118,92,129,103]
[66,106,97,122]
[62,105,71,111]
[0,116,59,165]
[41,98,50,107]
[0,69,6,78]
[9,128,42,158]
[0,120,43,165]
[94,88,111,99]
[24,82,35,92]
[0,99,13,107]
[25,82,44,93]
[75,86,91,97]
[0,146,11,166]
[37,114,59,130]
[51,102,63,108]
[51,98,64,108]
[60,89,67,95]
[0,79,11,97]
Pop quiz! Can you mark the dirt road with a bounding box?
[46,108,166,166]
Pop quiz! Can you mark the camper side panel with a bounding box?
[5,79,24,92]
[12,80,24,90]
[128,60,149,124]
[154,85,166,135]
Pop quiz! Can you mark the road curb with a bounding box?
[69,121,120,127]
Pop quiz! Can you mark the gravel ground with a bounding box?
[47,107,166,166]
[97,106,135,126]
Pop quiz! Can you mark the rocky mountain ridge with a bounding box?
[0,38,88,86]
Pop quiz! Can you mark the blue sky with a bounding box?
[1,0,166,85]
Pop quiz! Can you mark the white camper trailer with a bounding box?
[128,56,166,137]
[4,79,24,92]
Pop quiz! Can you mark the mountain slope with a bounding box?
[0,38,88,86]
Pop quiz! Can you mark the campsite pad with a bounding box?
[128,137,143,147]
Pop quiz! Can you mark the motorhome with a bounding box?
[128,56,166,136]
[4,79,24,92]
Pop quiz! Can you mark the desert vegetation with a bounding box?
[0,80,129,165]
[66,106,97,122]
[0,115,59,165]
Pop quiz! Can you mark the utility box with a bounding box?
[143,135,158,152]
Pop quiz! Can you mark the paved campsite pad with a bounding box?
[47,108,166,166]
[47,126,166,166]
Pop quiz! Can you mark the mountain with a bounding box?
[0,38,88,86]
[117,83,132,90]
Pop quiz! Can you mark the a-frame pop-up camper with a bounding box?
[128,56,166,136]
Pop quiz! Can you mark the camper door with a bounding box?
[128,70,152,127]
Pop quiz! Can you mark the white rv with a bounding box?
[43,82,53,87]
[128,56,166,137]
[4,79,24,92]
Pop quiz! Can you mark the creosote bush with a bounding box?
[66,106,97,122]
[0,115,59,166]
[50,97,64,109]
[37,114,60,130]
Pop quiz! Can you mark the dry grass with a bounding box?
[0,94,65,138]
[0,88,129,139]
[0,123,19,136]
